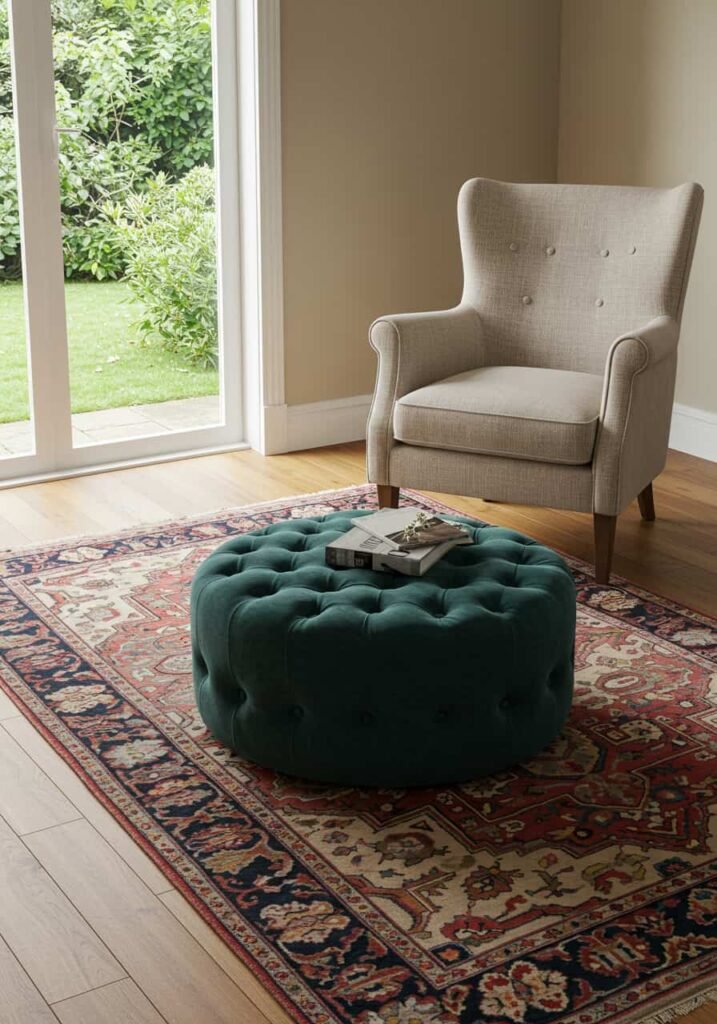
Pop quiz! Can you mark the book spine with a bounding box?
[382,554,421,576]
[326,546,428,575]
[325,547,375,570]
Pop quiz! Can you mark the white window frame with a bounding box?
[238,0,286,456]
[1,0,285,487]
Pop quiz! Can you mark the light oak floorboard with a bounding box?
[52,979,165,1024]
[0,934,58,1024]
[3,716,170,896]
[0,442,714,1024]
[0,445,713,615]
[0,817,124,1003]
[159,891,293,1024]
[678,1005,717,1024]
[0,687,20,720]
[0,492,62,545]
[0,725,79,835]
[26,820,272,1024]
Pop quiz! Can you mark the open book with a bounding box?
[350,508,471,551]
[325,509,473,576]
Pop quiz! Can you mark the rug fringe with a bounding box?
[635,984,717,1023]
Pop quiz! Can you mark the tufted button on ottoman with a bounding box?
[190,511,576,787]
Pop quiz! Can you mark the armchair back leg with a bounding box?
[638,482,656,521]
[377,485,400,509]
[594,514,617,584]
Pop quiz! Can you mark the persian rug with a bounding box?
[0,485,715,1024]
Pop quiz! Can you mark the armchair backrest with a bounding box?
[458,178,703,374]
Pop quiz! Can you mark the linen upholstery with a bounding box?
[367,178,703,517]
[593,315,679,512]
[368,306,483,483]
[458,179,702,373]
[191,512,576,786]
[394,365,603,465]
[390,446,594,512]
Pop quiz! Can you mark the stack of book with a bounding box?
[325,508,472,576]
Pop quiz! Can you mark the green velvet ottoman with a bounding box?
[191,511,576,787]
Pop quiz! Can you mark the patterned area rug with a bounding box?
[0,486,715,1024]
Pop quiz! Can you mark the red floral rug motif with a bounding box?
[0,486,715,1024]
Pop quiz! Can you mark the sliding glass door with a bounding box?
[1,0,241,483]
[0,5,32,459]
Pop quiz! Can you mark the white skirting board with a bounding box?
[669,402,717,463]
[285,394,373,452]
[281,395,717,463]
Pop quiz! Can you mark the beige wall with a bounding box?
[280,0,561,406]
[559,0,717,415]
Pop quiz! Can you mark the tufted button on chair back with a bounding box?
[457,178,703,374]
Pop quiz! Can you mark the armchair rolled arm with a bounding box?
[370,305,484,397]
[593,315,680,515]
[367,305,484,484]
[603,315,679,379]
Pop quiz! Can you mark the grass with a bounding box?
[0,280,218,424]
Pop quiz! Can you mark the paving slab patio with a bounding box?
[0,394,221,456]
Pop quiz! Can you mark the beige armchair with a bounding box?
[367,178,703,582]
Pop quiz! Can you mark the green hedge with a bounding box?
[0,0,213,281]
[119,166,217,368]
[0,0,217,365]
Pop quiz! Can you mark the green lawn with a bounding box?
[0,280,218,424]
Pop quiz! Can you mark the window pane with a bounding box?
[48,0,221,447]
[0,3,33,458]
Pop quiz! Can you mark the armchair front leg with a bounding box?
[594,515,617,585]
[377,485,400,508]
[637,483,656,521]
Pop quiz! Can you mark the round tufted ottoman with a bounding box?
[190,511,576,787]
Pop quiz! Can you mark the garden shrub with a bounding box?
[55,113,160,277]
[0,6,12,116]
[119,166,217,367]
[0,0,213,282]
[62,215,127,281]
[0,119,21,277]
[117,0,214,176]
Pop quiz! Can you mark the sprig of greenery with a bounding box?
[400,512,432,544]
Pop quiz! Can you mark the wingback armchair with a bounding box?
[367,178,703,582]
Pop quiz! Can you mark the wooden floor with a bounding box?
[0,443,714,1024]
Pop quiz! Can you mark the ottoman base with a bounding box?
[191,511,576,786]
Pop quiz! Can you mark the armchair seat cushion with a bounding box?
[394,365,604,465]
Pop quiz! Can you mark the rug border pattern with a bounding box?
[0,485,715,1024]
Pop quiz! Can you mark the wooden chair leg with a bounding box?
[593,514,617,584]
[376,485,399,509]
[637,482,655,521]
